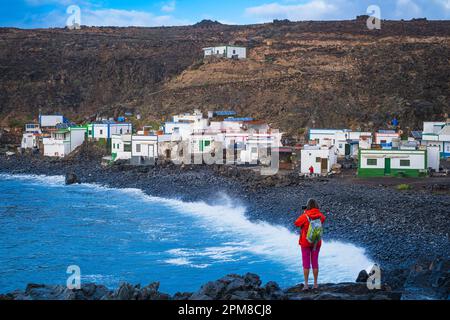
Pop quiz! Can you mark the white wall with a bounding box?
[21,133,37,149]
[375,133,400,144]
[427,146,440,171]
[40,115,64,127]
[226,46,246,59]
[69,129,86,152]
[360,150,425,169]
[43,140,70,157]
[301,147,337,174]
[132,136,158,158]
[423,122,445,134]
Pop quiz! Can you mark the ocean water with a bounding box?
[0,174,374,294]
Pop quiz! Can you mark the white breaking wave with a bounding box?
[117,188,375,283]
[2,174,375,283]
[0,173,65,186]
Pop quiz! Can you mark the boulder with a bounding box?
[401,258,450,300]
[65,172,80,185]
[356,270,369,283]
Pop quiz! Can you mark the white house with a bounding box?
[358,148,427,177]
[240,132,283,166]
[43,127,86,158]
[131,135,158,165]
[203,46,247,59]
[39,115,66,128]
[426,146,440,172]
[374,130,401,149]
[111,134,132,161]
[188,134,217,155]
[309,129,347,145]
[21,133,39,150]
[172,109,203,123]
[334,131,372,157]
[87,121,132,140]
[301,145,338,175]
[421,122,450,158]
[25,123,41,134]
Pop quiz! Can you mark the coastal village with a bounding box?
[11,109,450,179]
[2,45,450,179]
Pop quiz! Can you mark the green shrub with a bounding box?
[397,184,412,191]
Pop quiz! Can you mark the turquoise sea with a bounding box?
[0,174,373,294]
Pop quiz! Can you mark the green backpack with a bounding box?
[306,216,323,249]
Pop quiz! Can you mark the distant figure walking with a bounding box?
[294,199,326,290]
[309,166,314,176]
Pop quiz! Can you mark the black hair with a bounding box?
[306,198,320,210]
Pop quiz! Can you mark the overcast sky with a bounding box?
[0,0,449,28]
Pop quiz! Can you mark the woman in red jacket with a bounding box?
[294,198,326,290]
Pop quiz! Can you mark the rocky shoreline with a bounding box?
[0,151,449,299]
[1,256,449,300]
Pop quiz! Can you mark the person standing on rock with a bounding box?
[294,198,326,290]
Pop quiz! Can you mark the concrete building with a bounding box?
[374,130,401,149]
[131,135,158,166]
[358,149,427,177]
[301,145,338,176]
[203,46,247,59]
[111,134,132,161]
[39,115,67,128]
[43,127,86,158]
[421,122,450,158]
[21,133,39,150]
[87,121,132,141]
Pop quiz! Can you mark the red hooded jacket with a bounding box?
[294,208,326,249]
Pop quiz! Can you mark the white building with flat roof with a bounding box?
[203,46,247,59]
[43,127,86,158]
[131,135,158,165]
[301,145,338,175]
[111,134,132,161]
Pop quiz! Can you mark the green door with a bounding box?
[345,144,351,156]
[384,158,391,176]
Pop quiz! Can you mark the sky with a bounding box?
[0,0,449,29]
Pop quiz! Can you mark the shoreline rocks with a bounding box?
[0,272,403,301]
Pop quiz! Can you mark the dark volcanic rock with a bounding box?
[356,270,369,283]
[401,258,450,300]
[65,172,80,185]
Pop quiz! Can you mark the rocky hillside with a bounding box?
[0,19,449,137]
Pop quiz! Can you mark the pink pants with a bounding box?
[301,246,320,270]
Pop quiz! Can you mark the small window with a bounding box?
[251,147,258,153]
[136,144,141,153]
[100,129,103,135]
[124,144,132,152]
[339,144,343,148]
[400,160,410,167]
[204,141,211,147]
[233,49,236,54]
[88,130,92,136]
[316,157,321,163]
[367,159,377,166]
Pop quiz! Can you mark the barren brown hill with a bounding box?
[0,19,449,137]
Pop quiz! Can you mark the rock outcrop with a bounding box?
[1,261,448,300]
